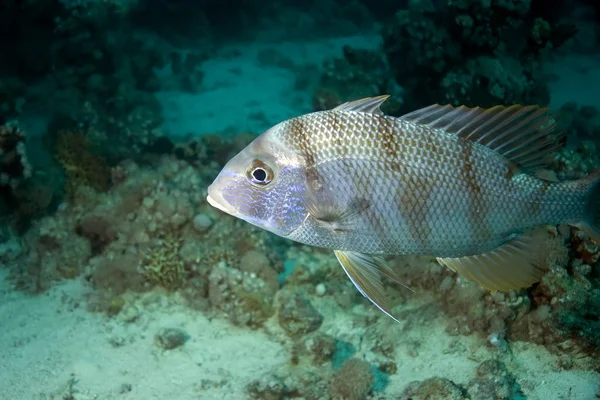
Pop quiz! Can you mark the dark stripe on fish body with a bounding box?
[459,137,494,243]
[291,118,321,186]
[530,180,551,219]
[381,117,402,173]
[396,162,435,249]
[331,112,344,150]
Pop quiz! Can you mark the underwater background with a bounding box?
[0,0,599,398]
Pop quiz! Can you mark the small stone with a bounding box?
[109,336,126,348]
[193,213,213,232]
[119,383,132,393]
[155,327,188,350]
[315,283,326,296]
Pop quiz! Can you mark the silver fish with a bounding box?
[207,95,600,321]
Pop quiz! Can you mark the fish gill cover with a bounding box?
[0,0,599,399]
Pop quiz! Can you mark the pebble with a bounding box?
[119,383,133,393]
[315,283,326,296]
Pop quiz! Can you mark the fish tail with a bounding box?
[577,169,600,242]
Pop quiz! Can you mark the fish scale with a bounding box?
[280,110,553,257]
[207,95,600,321]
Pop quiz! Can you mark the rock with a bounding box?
[154,327,188,350]
[278,291,323,336]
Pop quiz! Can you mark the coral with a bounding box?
[313,45,403,115]
[208,261,276,328]
[380,0,573,112]
[0,0,168,161]
[552,103,600,179]
[467,360,520,400]
[554,141,600,180]
[246,374,290,400]
[12,212,91,292]
[0,122,31,188]
[440,56,549,108]
[90,252,144,294]
[329,358,374,400]
[381,1,461,111]
[293,332,337,366]
[278,290,324,337]
[238,250,279,293]
[0,121,48,232]
[139,233,186,291]
[401,377,467,400]
[54,130,111,196]
[192,213,213,233]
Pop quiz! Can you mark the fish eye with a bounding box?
[247,160,274,186]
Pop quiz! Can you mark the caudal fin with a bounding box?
[578,170,600,243]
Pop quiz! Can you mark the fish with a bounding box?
[206,95,600,321]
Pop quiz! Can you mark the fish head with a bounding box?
[206,123,308,237]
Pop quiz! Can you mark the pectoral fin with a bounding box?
[334,250,412,322]
[306,196,371,233]
[437,231,547,292]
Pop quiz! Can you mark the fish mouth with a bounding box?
[206,185,238,216]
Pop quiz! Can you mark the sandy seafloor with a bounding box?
[1,35,600,399]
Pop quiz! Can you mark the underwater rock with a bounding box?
[293,332,337,366]
[208,262,276,328]
[401,377,467,400]
[239,250,279,293]
[278,290,323,337]
[329,358,374,400]
[119,383,133,394]
[467,360,519,400]
[154,327,188,350]
[246,374,290,400]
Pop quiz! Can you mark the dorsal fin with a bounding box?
[333,95,390,115]
[400,104,565,171]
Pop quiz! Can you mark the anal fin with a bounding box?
[334,250,412,322]
[437,231,548,292]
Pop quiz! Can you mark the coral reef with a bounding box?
[0,122,31,189]
[311,0,577,114]
[329,358,374,400]
[54,129,111,196]
[313,45,404,115]
[0,0,170,162]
